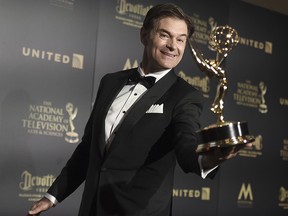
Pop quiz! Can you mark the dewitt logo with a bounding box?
[237,183,253,208]
[19,171,55,191]
[18,170,56,201]
[116,0,152,16]
[22,47,84,69]
[178,71,210,97]
[115,0,153,28]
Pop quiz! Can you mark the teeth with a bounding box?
[162,51,176,57]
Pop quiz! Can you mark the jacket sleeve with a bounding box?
[173,88,204,176]
[46,75,107,202]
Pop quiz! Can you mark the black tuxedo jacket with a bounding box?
[48,68,205,216]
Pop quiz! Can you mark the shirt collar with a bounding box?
[137,66,171,83]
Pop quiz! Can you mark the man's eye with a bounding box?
[160,33,169,39]
[177,38,186,43]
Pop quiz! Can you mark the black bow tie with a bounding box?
[127,71,156,89]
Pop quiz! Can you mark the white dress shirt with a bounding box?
[104,67,170,142]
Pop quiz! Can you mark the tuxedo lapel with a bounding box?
[96,70,132,156]
[105,70,178,156]
[100,72,131,113]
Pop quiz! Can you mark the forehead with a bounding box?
[154,17,188,36]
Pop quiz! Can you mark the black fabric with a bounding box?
[127,70,156,89]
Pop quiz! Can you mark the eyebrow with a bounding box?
[157,28,188,38]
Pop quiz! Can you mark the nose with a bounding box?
[166,38,177,50]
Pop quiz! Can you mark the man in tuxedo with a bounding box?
[28,3,251,216]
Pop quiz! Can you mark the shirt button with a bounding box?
[122,111,126,113]
[134,93,137,96]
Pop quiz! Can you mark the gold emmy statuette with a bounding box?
[258,81,268,113]
[65,103,79,144]
[188,25,255,153]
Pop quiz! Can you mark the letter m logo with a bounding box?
[123,58,139,70]
[238,183,253,201]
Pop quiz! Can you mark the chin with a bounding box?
[161,63,177,69]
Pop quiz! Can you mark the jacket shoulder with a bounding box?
[102,68,136,79]
[175,76,202,93]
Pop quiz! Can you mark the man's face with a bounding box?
[141,17,188,73]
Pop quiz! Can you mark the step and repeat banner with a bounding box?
[0,0,287,215]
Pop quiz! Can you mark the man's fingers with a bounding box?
[28,207,40,215]
[28,202,44,215]
[28,198,53,215]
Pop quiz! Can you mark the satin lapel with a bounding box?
[97,70,133,156]
[105,70,178,156]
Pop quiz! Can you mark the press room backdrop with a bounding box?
[0,0,287,215]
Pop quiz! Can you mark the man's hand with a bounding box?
[201,142,253,170]
[27,197,54,216]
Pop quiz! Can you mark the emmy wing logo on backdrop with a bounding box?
[188,25,255,152]
[258,82,268,113]
[65,102,79,143]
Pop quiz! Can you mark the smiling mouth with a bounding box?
[162,51,177,58]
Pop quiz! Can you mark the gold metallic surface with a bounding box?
[189,25,239,123]
[189,26,255,152]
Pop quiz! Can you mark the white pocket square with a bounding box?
[146,104,164,113]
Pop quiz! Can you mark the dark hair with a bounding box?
[142,3,195,37]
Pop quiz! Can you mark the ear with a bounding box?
[140,27,148,46]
